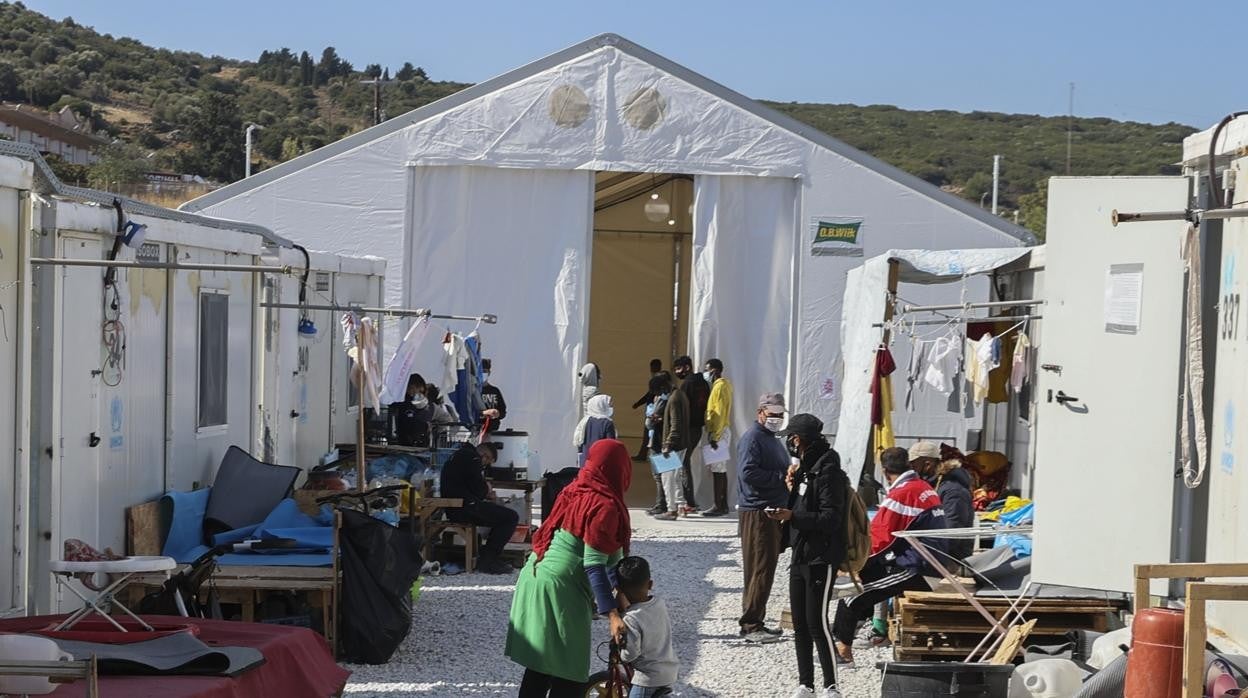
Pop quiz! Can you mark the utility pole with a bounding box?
[1066,82,1075,175]
[359,78,396,126]
[991,154,1001,215]
[244,123,264,178]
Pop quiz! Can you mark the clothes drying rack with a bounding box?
[260,300,498,491]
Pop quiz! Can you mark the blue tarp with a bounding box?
[161,491,334,567]
[994,502,1035,558]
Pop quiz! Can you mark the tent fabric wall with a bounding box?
[403,166,593,468]
[691,175,797,457]
[834,248,1030,485]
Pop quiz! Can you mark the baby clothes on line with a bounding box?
[905,340,932,412]
[966,333,1000,406]
[1010,332,1031,394]
[923,335,959,395]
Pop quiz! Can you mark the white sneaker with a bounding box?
[743,630,781,644]
[819,688,843,698]
[787,686,815,698]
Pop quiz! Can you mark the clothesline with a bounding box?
[872,314,1043,329]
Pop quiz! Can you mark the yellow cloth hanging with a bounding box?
[873,374,895,461]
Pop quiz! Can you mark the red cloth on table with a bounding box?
[0,615,349,698]
[870,347,896,426]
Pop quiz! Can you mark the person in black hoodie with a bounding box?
[909,442,974,561]
[767,414,848,698]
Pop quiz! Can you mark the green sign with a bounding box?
[810,217,864,257]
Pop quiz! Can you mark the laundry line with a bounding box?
[260,301,498,324]
[28,257,295,274]
[873,314,1043,328]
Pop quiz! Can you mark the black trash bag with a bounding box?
[541,467,582,520]
[338,508,424,664]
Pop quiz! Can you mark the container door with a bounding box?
[1032,177,1190,594]
[0,187,20,613]
[55,235,104,611]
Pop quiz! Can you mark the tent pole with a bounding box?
[882,260,900,345]
[356,323,367,493]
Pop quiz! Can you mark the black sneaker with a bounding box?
[479,558,513,575]
[762,626,783,636]
[646,504,666,516]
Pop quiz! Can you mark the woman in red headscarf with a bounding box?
[506,439,632,697]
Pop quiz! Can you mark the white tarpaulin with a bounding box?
[403,166,593,467]
[834,248,1031,485]
[691,175,797,445]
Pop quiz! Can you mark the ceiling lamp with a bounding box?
[644,189,671,223]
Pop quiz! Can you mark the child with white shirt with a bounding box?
[616,556,678,698]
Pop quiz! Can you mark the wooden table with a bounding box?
[124,565,336,648]
[486,478,544,526]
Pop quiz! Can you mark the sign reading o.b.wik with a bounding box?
[810,217,865,257]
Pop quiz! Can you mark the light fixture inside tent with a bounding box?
[644,184,670,223]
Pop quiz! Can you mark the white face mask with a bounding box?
[410,395,429,409]
[482,372,491,384]
[764,416,784,432]
[605,406,614,418]
[702,371,715,384]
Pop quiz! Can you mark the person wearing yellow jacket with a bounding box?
[701,358,734,516]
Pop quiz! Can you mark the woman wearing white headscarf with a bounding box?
[579,362,601,411]
[574,394,616,467]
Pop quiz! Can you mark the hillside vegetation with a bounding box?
[0,1,1196,236]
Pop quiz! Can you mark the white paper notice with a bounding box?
[1104,263,1144,334]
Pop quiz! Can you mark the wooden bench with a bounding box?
[124,496,340,654]
[411,497,477,572]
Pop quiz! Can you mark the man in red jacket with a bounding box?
[831,446,947,664]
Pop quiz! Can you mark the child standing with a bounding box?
[616,556,678,698]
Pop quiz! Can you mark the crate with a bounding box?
[891,591,1125,663]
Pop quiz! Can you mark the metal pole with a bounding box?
[262,301,431,317]
[1111,208,1248,226]
[244,123,264,178]
[29,257,292,274]
[902,299,1044,313]
[355,325,367,492]
[1066,82,1074,175]
[992,154,1001,215]
[874,314,1043,328]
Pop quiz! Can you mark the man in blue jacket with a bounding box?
[736,392,790,643]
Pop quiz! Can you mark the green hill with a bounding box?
[0,1,1196,236]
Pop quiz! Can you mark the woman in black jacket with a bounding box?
[767,414,848,698]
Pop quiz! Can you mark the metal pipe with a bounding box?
[1111,209,1193,226]
[992,154,1001,215]
[245,123,264,179]
[902,299,1044,313]
[259,301,498,324]
[1112,207,1248,226]
[28,257,292,274]
[873,314,1043,328]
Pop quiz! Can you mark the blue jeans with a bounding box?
[628,686,672,698]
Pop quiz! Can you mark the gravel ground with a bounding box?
[343,511,889,697]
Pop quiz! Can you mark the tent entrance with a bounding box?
[587,172,693,507]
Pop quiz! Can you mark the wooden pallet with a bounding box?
[892,591,1126,662]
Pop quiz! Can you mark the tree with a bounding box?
[396,62,416,81]
[962,171,993,205]
[1017,178,1048,239]
[299,51,314,86]
[382,67,389,81]
[0,62,18,100]
[88,142,148,189]
[175,91,244,182]
[364,63,381,79]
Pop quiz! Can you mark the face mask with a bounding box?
[765,416,784,432]
[605,406,614,418]
[410,395,428,409]
[702,371,715,384]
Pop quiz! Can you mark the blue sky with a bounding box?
[29,1,1234,127]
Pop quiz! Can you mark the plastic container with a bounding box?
[0,634,72,695]
[1124,607,1184,698]
[878,662,1015,698]
[1008,659,1084,698]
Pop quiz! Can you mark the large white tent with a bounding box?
[184,34,1032,480]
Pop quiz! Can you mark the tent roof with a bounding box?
[181,33,1034,244]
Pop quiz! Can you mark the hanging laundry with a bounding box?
[966,333,999,406]
[904,340,931,412]
[871,347,896,459]
[343,314,382,412]
[923,335,959,395]
[381,316,432,404]
[442,333,468,397]
[463,333,487,421]
[1010,332,1031,393]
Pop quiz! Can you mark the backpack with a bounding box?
[840,485,872,581]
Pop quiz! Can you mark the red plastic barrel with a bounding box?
[1124,608,1185,698]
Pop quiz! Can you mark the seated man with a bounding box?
[911,441,974,561]
[438,442,518,575]
[831,446,947,663]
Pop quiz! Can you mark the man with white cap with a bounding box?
[910,441,974,560]
[736,392,790,643]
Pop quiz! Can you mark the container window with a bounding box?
[198,291,229,429]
